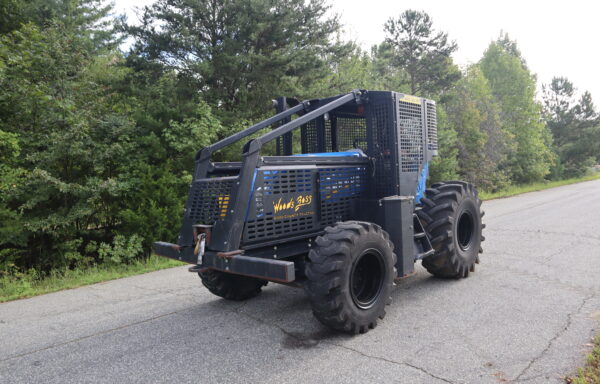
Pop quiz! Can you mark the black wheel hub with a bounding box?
[457,210,475,251]
[350,249,385,310]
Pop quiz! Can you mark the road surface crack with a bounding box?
[324,342,456,384]
[231,307,455,383]
[512,294,594,382]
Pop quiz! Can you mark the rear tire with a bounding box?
[417,181,484,278]
[199,269,267,301]
[304,221,397,334]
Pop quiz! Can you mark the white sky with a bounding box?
[115,0,600,101]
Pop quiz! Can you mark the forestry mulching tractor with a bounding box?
[155,90,485,334]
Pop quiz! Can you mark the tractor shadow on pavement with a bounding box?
[188,265,464,351]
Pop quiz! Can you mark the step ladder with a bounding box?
[413,208,434,260]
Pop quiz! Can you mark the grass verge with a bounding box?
[479,173,600,200]
[0,255,184,303]
[567,335,600,383]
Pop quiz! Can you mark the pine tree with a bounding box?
[383,10,460,96]
[544,78,600,176]
[126,0,350,123]
[0,0,119,49]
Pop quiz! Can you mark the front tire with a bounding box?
[199,269,267,301]
[417,181,485,278]
[304,221,397,334]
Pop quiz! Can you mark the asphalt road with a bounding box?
[2,180,600,384]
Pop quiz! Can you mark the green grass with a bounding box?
[479,173,600,200]
[2,172,600,304]
[567,335,600,383]
[0,255,184,303]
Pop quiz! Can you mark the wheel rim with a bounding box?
[350,249,385,310]
[457,210,475,251]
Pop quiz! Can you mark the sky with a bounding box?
[114,0,600,100]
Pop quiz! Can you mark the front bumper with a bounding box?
[153,241,295,283]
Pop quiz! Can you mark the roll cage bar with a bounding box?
[190,90,367,252]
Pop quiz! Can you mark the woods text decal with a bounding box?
[273,195,312,213]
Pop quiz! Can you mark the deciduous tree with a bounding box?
[480,34,555,182]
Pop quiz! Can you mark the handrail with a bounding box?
[245,90,363,155]
[195,102,306,161]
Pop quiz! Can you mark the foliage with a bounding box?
[0,22,137,271]
[370,42,410,93]
[479,33,555,183]
[429,106,459,182]
[443,66,509,190]
[479,172,600,200]
[1,2,597,293]
[125,0,351,123]
[120,163,186,255]
[0,130,26,270]
[308,45,377,97]
[543,77,600,177]
[567,334,600,384]
[0,254,183,302]
[383,10,460,96]
[0,0,120,49]
[0,0,226,277]
[98,234,144,265]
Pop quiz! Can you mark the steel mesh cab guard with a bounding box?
[155,90,440,282]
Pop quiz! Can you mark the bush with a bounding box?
[98,235,144,266]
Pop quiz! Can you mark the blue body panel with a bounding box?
[415,162,429,204]
[292,150,366,158]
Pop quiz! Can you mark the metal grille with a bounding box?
[336,116,367,152]
[275,135,284,155]
[245,214,314,241]
[398,100,424,172]
[243,169,315,242]
[300,119,333,153]
[188,177,236,224]
[300,120,318,153]
[320,166,368,226]
[243,165,368,243]
[371,102,397,197]
[426,101,438,151]
[262,169,312,195]
[323,119,333,152]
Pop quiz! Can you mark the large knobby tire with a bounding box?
[417,181,485,278]
[304,221,397,334]
[199,269,267,301]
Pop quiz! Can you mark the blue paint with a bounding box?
[245,169,258,221]
[415,162,428,204]
[319,166,367,203]
[293,149,366,158]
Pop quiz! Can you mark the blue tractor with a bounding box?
[155,90,485,333]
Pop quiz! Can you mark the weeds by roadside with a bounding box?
[0,255,183,302]
[479,173,600,200]
[566,335,600,383]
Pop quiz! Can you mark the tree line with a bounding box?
[1,0,598,276]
